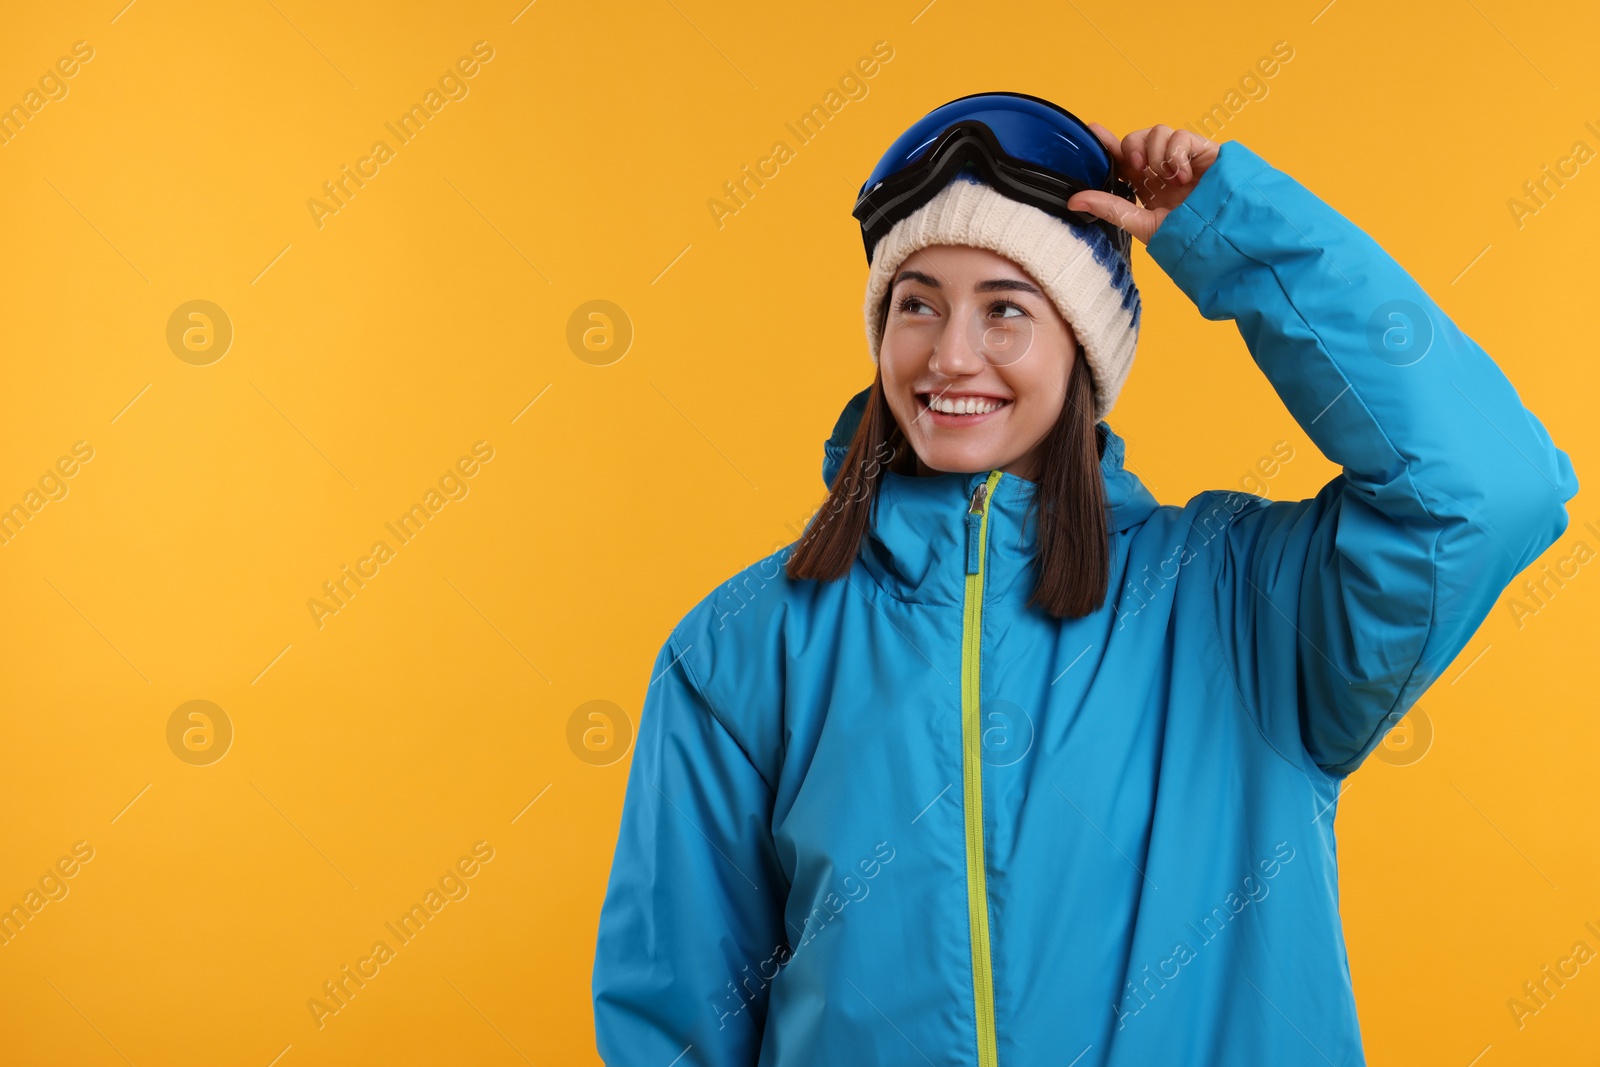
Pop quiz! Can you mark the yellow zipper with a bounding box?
[962,468,1004,1067]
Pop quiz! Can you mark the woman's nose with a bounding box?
[928,312,986,376]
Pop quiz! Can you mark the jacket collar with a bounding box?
[820,386,1159,606]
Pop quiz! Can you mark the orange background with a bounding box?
[0,1,1595,1063]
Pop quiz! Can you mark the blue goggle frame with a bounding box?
[852,91,1137,265]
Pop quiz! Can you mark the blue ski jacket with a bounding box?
[592,142,1579,1066]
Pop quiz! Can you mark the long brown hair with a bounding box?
[785,345,1110,618]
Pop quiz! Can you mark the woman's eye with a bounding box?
[896,295,933,315]
[989,301,1026,319]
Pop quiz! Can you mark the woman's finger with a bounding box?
[1184,130,1221,173]
[1145,125,1175,186]
[1086,121,1124,163]
[1173,146,1192,187]
[1067,190,1157,245]
[1168,130,1194,184]
[1121,127,1151,177]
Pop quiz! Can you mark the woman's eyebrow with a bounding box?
[890,271,1042,296]
[975,278,1042,295]
[892,269,941,289]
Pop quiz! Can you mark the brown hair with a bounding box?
[785,343,1110,619]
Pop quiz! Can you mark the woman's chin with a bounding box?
[910,446,1013,476]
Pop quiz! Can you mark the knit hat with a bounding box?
[863,173,1141,420]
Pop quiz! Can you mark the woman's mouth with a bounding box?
[917,392,1012,427]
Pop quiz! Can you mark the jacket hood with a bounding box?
[818,385,1161,606]
[820,384,1160,535]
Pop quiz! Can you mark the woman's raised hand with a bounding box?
[1066,122,1221,246]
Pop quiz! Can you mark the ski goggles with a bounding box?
[852,91,1137,266]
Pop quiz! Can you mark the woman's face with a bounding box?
[879,245,1078,483]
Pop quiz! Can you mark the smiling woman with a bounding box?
[593,92,1580,1067]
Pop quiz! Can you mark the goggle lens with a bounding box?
[864,97,1111,194]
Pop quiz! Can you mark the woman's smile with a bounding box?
[916,391,1014,427]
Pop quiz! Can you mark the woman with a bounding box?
[591,93,1577,1066]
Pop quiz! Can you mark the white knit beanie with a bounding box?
[863,174,1141,420]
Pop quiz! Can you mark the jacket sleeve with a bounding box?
[1145,141,1579,779]
[592,631,788,1065]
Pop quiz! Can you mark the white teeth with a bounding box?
[927,395,1005,415]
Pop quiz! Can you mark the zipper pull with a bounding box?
[965,481,989,575]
